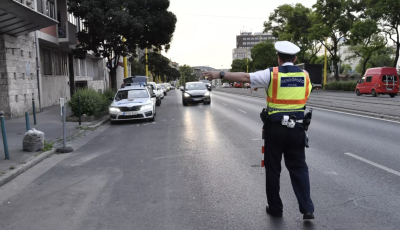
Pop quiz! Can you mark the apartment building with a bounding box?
[0,0,108,118]
[232,31,277,61]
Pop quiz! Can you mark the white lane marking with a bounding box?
[314,107,400,124]
[345,152,400,177]
[238,109,247,113]
[222,103,228,106]
[252,139,261,141]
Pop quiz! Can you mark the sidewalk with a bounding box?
[0,105,91,174]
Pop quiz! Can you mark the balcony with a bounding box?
[58,20,77,45]
[0,0,58,36]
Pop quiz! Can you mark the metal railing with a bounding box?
[36,0,56,20]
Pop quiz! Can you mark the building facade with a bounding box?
[232,31,277,61]
[0,0,108,118]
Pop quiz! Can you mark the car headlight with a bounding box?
[184,93,190,97]
[140,103,153,110]
[204,91,210,96]
[109,107,120,112]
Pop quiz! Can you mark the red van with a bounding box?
[355,67,399,98]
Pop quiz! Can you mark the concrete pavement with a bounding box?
[0,105,91,174]
[0,90,400,229]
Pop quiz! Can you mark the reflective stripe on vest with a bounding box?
[266,67,311,114]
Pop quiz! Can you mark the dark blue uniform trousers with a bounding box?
[263,121,314,214]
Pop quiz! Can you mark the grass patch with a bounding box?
[42,140,54,152]
[9,166,15,170]
[77,126,97,131]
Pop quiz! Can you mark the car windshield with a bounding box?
[186,83,206,90]
[115,89,149,100]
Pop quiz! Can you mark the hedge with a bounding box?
[68,88,111,116]
[325,81,357,91]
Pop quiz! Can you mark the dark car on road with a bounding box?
[181,82,211,106]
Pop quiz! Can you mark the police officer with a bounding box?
[202,41,314,220]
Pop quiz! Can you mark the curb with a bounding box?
[0,115,110,188]
[0,149,56,187]
[214,89,400,122]
[88,115,109,128]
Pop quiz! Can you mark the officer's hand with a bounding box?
[250,88,258,94]
[202,71,219,80]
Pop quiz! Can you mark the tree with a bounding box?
[166,68,180,82]
[179,65,193,85]
[340,64,352,74]
[130,59,146,76]
[251,41,277,71]
[68,0,177,89]
[231,58,250,72]
[264,4,321,64]
[355,46,395,73]
[310,0,356,81]
[365,0,400,67]
[140,52,170,82]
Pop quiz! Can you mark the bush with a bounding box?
[325,81,357,91]
[103,89,116,101]
[68,88,108,116]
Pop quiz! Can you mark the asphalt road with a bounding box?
[1,90,400,230]
[215,87,400,118]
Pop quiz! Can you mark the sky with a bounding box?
[162,0,317,70]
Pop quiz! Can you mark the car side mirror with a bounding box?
[180,87,184,91]
[357,80,361,83]
[151,93,156,98]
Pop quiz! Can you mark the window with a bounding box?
[42,49,52,75]
[79,59,86,76]
[86,59,94,77]
[366,76,372,82]
[61,52,68,76]
[74,58,79,76]
[382,75,398,82]
[54,51,62,75]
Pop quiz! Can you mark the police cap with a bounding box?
[275,41,300,55]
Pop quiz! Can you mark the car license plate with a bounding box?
[123,111,137,116]
[193,98,202,101]
[387,88,393,91]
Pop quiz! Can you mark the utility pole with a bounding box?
[123,37,128,78]
[145,48,149,80]
[323,37,327,89]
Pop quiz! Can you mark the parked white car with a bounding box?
[109,84,156,124]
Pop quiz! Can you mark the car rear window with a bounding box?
[115,89,149,100]
[382,75,398,82]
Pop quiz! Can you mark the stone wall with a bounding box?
[0,33,39,118]
[41,75,70,107]
[88,80,105,94]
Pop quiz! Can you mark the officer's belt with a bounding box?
[267,107,305,112]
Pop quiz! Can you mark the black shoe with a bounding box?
[266,206,282,217]
[303,212,314,220]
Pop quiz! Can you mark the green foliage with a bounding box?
[264,3,321,64]
[340,64,352,74]
[68,0,177,89]
[355,46,395,73]
[251,41,277,71]
[310,0,356,80]
[68,89,109,116]
[231,58,250,72]
[131,59,146,76]
[140,52,179,82]
[179,65,195,84]
[103,89,117,101]
[364,0,400,67]
[42,140,54,152]
[325,81,357,91]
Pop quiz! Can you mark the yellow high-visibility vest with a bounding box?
[266,67,312,115]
